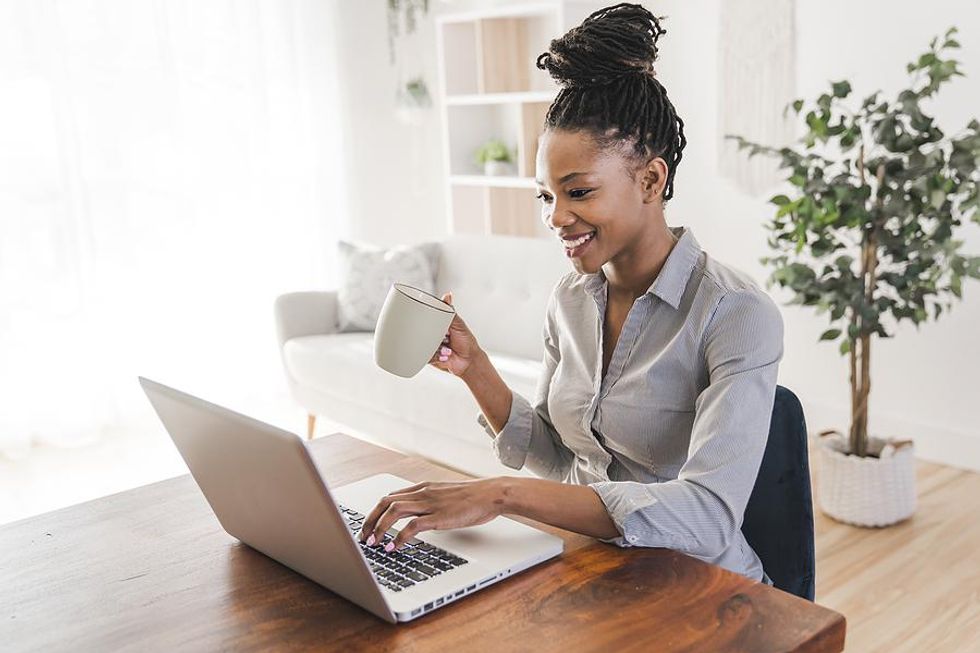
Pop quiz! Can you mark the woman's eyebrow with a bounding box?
[534,171,592,185]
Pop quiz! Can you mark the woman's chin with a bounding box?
[571,256,601,274]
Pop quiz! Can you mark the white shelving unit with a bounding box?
[435,1,597,238]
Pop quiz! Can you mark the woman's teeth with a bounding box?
[564,232,596,248]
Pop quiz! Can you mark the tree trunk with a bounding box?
[849,160,883,457]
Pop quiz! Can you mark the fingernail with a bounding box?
[366,534,375,546]
[440,346,451,355]
[384,542,395,552]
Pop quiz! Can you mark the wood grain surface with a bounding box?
[1,432,845,652]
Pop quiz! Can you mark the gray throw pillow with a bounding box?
[335,239,440,332]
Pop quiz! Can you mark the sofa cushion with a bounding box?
[283,333,542,447]
[433,235,569,361]
[335,239,440,332]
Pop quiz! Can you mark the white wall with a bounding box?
[331,0,447,247]
[335,0,980,471]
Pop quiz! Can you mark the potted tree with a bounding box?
[728,28,980,527]
[475,139,516,176]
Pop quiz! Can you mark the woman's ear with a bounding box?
[640,157,668,203]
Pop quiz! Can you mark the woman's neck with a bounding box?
[603,225,679,303]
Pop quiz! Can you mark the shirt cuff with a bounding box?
[476,391,532,470]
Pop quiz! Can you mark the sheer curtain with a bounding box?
[0,0,346,457]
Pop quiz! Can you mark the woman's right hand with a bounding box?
[429,291,483,378]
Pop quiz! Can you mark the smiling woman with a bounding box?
[359,3,784,587]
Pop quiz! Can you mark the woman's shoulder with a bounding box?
[695,253,784,340]
[696,251,765,297]
[541,270,588,300]
[543,271,595,321]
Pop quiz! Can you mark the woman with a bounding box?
[359,3,782,585]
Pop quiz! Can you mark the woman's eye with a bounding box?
[569,189,593,199]
[535,193,553,203]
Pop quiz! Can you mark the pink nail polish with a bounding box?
[384,542,395,552]
[366,534,375,546]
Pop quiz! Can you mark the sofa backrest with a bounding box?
[435,234,570,361]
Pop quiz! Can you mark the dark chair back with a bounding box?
[741,385,815,600]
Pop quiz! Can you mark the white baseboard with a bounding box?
[801,398,980,473]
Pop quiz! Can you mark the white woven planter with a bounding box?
[817,434,917,527]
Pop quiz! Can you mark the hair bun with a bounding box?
[536,3,666,88]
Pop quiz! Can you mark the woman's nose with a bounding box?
[542,206,576,232]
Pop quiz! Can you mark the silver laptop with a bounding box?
[139,377,564,623]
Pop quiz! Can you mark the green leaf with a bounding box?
[918,53,937,68]
[831,80,852,98]
[820,328,842,341]
[792,99,804,113]
[770,194,792,206]
[966,257,980,279]
[839,340,851,355]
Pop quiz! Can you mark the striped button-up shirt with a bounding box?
[477,225,784,581]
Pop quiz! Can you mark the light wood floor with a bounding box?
[811,440,980,652]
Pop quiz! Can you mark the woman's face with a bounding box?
[534,128,666,275]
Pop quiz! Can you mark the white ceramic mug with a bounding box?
[374,283,456,378]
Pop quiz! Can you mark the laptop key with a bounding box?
[405,571,428,582]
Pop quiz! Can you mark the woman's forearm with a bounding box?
[498,476,621,540]
[461,350,513,436]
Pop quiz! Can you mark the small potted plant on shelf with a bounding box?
[727,27,980,527]
[475,139,515,176]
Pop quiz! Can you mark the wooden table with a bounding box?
[1,433,846,652]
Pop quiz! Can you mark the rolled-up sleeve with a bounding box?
[588,289,784,560]
[477,280,574,481]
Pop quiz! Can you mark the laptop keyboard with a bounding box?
[338,504,469,592]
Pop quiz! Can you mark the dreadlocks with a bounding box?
[535,3,687,203]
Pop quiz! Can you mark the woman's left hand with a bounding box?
[358,478,508,551]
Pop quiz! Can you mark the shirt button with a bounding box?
[628,535,638,543]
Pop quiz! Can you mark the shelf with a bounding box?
[445,91,556,106]
[450,175,538,189]
[449,185,551,239]
[446,102,549,178]
[440,9,557,96]
[437,2,598,239]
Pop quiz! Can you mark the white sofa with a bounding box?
[274,234,570,478]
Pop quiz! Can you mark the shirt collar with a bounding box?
[582,225,700,310]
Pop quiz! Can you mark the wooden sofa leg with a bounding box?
[307,414,317,440]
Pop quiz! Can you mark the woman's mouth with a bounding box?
[562,231,596,258]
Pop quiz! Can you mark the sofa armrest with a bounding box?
[274,291,340,350]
